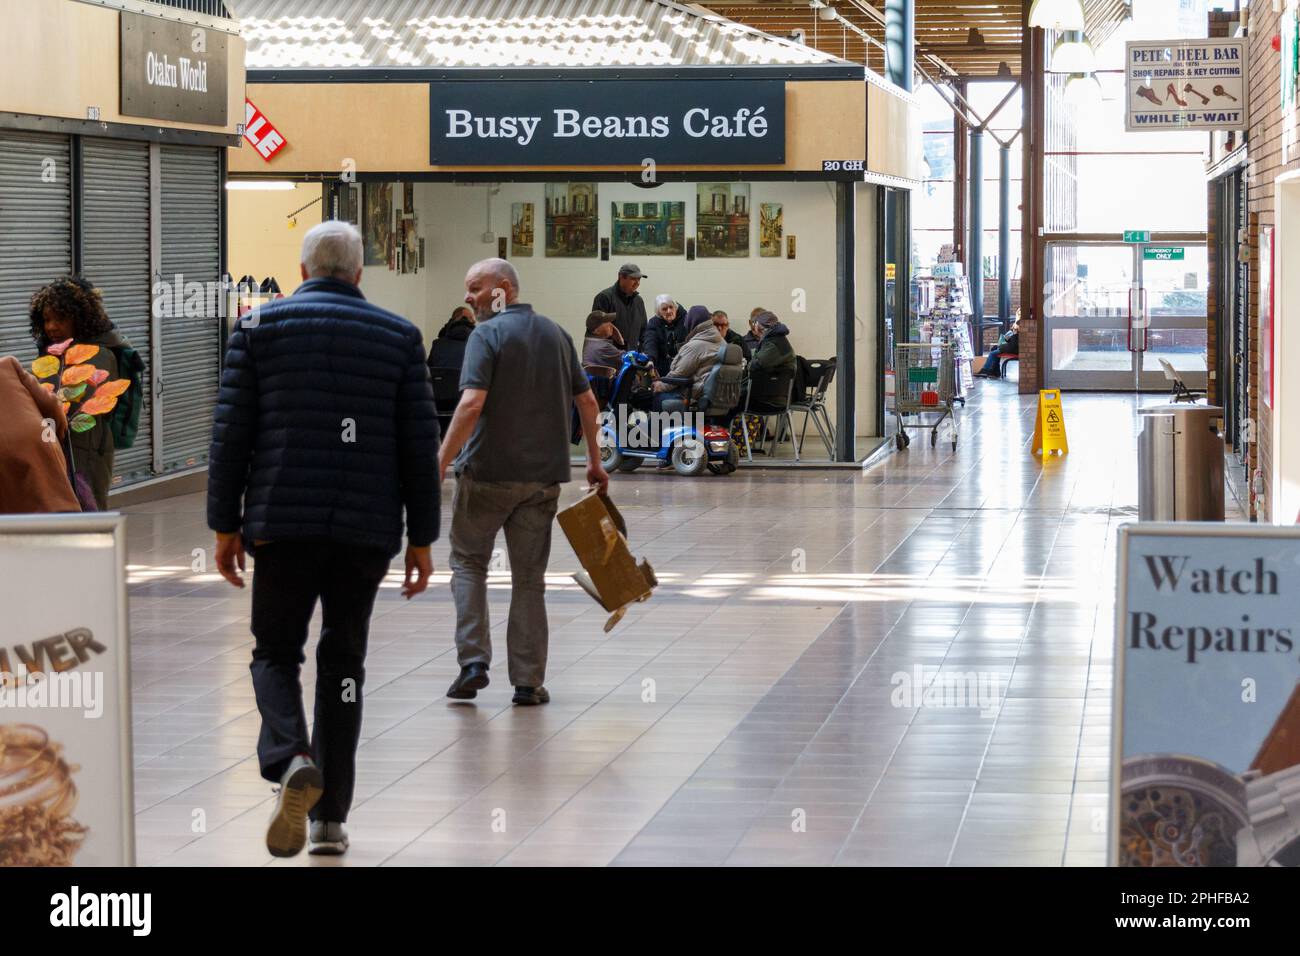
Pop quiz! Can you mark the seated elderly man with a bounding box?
[745,310,797,405]
[711,310,751,360]
[581,310,626,374]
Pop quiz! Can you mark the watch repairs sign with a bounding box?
[1112,524,1300,867]
[1126,38,1247,132]
[429,79,785,166]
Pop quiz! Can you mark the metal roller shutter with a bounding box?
[158,144,221,473]
[81,138,154,483]
[0,130,71,364]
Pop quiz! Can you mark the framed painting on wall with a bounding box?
[695,183,750,258]
[759,203,783,258]
[363,182,392,267]
[511,202,534,257]
[545,184,598,257]
[612,201,685,256]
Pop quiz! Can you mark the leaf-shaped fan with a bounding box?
[69,412,96,433]
[31,355,59,378]
[62,402,71,416]
[56,383,88,402]
[65,344,100,366]
[89,368,110,386]
[46,339,74,357]
[79,391,119,416]
[93,379,131,400]
[40,382,55,393]
[61,365,96,387]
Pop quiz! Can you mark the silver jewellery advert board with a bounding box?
[0,514,134,866]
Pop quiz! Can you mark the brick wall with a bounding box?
[1244,3,1284,521]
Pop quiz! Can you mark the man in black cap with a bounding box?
[592,264,648,351]
[581,311,626,372]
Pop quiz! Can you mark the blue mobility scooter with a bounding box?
[590,346,744,477]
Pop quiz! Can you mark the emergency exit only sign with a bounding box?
[1126,38,1247,132]
[1143,246,1185,261]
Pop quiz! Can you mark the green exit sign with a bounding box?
[1143,246,1185,261]
[1124,230,1150,243]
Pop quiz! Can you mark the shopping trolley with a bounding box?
[892,342,958,451]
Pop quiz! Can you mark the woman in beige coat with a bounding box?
[651,305,724,410]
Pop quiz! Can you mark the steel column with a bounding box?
[884,0,914,92]
[999,141,1011,328]
[835,180,855,462]
[969,126,984,327]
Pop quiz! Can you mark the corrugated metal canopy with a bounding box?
[699,1,1134,79]
[228,0,850,68]
[703,1,1025,78]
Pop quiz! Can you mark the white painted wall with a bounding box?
[354,179,881,441]
[1274,174,1300,522]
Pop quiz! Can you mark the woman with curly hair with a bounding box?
[29,276,136,509]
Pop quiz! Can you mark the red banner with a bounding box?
[243,99,287,161]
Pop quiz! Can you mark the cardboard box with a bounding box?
[556,491,657,632]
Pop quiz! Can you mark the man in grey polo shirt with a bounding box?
[437,257,609,706]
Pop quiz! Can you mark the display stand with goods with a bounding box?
[911,266,974,403]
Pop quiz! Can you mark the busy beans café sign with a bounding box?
[429,79,785,166]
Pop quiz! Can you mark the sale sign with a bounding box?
[243,99,287,161]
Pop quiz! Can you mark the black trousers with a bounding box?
[250,539,390,823]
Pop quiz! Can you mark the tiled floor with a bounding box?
[122,384,1247,866]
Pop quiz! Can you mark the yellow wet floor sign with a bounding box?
[1032,389,1069,456]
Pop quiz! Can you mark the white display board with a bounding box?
[0,515,133,866]
[1112,523,1300,867]
[1125,38,1248,132]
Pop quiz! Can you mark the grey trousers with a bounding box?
[449,475,562,688]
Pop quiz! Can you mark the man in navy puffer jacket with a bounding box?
[207,220,440,859]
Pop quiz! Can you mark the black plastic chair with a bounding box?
[784,357,836,460]
[736,365,796,462]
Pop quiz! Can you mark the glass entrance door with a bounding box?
[1045,241,1207,391]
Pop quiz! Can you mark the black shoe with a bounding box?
[512,686,550,706]
[446,663,489,700]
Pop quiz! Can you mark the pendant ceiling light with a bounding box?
[1063,72,1103,108]
[1028,0,1086,31]
[1051,30,1096,73]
